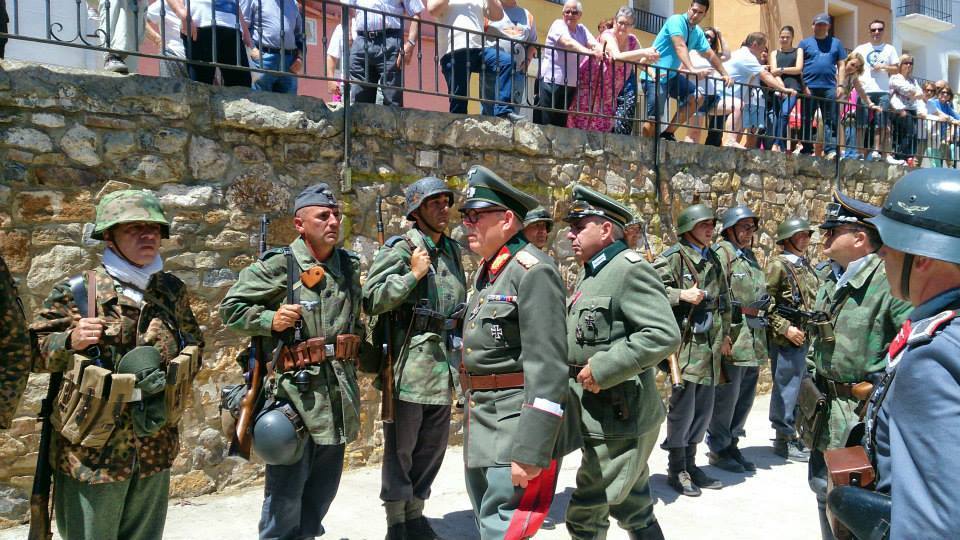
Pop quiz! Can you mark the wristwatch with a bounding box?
[406,39,416,47]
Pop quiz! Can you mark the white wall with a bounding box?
[891,2,960,89]
[4,0,102,69]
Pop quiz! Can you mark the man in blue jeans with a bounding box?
[248,0,304,94]
[428,0,519,118]
[798,13,846,158]
[640,0,731,140]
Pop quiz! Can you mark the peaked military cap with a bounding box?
[461,165,538,217]
[820,189,880,230]
[523,206,554,228]
[564,185,632,229]
[294,183,338,213]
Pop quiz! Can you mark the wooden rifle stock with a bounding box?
[229,215,270,459]
[30,270,96,538]
[376,196,396,423]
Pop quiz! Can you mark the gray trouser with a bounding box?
[259,441,345,540]
[381,400,451,501]
[54,469,170,540]
[159,56,189,79]
[661,382,715,449]
[768,342,810,437]
[707,365,760,453]
[465,460,561,540]
[98,0,145,67]
[348,33,404,106]
[808,449,836,540]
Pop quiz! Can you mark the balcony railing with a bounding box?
[633,8,667,35]
[897,0,953,23]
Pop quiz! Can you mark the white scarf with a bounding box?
[102,248,163,304]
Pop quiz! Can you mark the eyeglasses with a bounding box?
[460,208,505,225]
[940,90,951,95]
[869,28,884,33]
[925,88,936,93]
[823,225,863,238]
[563,9,581,15]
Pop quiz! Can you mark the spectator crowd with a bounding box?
[74,0,960,166]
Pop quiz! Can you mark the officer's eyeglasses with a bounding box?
[823,225,863,238]
[460,208,505,225]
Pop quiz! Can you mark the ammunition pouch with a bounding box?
[54,356,141,449]
[797,376,828,450]
[824,446,883,540]
[164,345,201,426]
[730,300,743,325]
[277,334,362,373]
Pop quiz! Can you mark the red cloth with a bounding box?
[504,460,559,540]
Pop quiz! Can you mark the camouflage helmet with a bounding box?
[405,176,454,221]
[92,189,170,240]
[867,168,960,265]
[776,217,814,243]
[720,205,758,233]
[253,401,307,466]
[676,204,716,235]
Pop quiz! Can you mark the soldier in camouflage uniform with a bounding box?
[563,186,680,540]
[363,177,467,540]
[220,184,365,540]
[765,217,819,462]
[0,254,31,430]
[706,206,767,474]
[521,206,553,250]
[458,166,580,539]
[653,203,732,497]
[30,190,203,540]
[806,191,911,540]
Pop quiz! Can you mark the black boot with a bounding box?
[686,444,722,489]
[774,435,810,462]
[386,522,407,540]
[628,520,665,540]
[728,443,757,472]
[405,516,441,540]
[666,447,700,497]
[707,446,745,473]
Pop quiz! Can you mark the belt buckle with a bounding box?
[324,343,335,359]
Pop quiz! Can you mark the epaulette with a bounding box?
[343,248,361,260]
[623,251,642,263]
[515,250,540,269]
[384,235,406,248]
[259,247,287,261]
[816,261,830,271]
[661,245,680,258]
[908,310,958,346]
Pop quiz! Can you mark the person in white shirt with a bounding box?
[851,20,898,161]
[167,0,255,87]
[348,0,423,107]
[326,23,346,103]
[888,54,927,165]
[484,0,537,114]
[145,0,188,79]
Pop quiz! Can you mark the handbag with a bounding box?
[797,376,828,449]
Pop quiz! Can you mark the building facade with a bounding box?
[890,0,959,89]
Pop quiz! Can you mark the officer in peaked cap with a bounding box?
[522,206,554,250]
[805,189,911,539]
[458,165,580,539]
[563,185,680,540]
[363,175,466,539]
[826,168,960,539]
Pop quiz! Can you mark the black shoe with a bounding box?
[773,437,810,462]
[659,131,677,141]
[728,446,757,472]
[628,520,665,540]
[667,470,701,497]
[386,522,407,540]
[686,445,722,489]
[405,516,441,540]
[708,449,745,473]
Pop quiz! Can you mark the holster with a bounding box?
[827,485,890,540]
[797,376,828,450]
[278,335,362,372]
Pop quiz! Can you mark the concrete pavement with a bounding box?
[1,394,820,539]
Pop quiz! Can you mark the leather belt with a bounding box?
[740,306,765,317]
[259,46,298,55]
[817,376,860,400]
[356,28,403,39]
[568,364,586,378]
[278,335,362,373]
[460,371,525,391]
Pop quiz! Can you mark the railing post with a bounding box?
[341,1,353,193]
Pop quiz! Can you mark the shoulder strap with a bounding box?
[781,258,809,310]
[675,247,700,288]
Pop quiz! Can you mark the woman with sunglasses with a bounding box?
[924,85,960,166]
[769,25,803,152]
[687,27,743,147]
[888,54,927,165]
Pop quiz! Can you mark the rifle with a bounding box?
[230,215,270,459]
[30,270,96,539]
[773,304,829,325]
[376,195,396,424]
[642,224,685,391]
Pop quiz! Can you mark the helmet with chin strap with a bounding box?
[92,190,170,240]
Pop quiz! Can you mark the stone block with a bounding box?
[60,124,101,166]
[0,230,29,273]
[121,154,182,185]
[202,268,239,288]
[26,245,93,291]
[31,113,66,128]
[513,122,549,156]
[141,127,189,155]
[159,184,219,208]
[441,116,513,150]
[415,150,439,169]
[86,115,137,130]
[103,131,138,161]
[31,224,82,246]
[34,166,100,188]
[234,145,265,163]
[189,136,230,180]
[167,251,223,270]
[226,174,292,213]
[1,128,54,153]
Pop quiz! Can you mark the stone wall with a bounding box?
[0,60,906,525]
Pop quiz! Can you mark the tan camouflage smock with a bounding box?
[30,268,203,484]
[765,252,820,349]
[362,228,467,405]
[0,255,31,429]
[805,254,911,451]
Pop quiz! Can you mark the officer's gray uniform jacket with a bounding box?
[567,241,681,440]
[868,288,960,539]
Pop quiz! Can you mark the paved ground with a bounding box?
[2,394,820,539]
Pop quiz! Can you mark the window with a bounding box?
[305,18,318,46]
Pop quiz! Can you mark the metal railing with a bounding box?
[1,0,958,175]
[633,8,666,35]
[897,0,953,22]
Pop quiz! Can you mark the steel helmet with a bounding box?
[523,206,554,230]
[253,401,307,466]
[720,205,758,233]
[115,346,167,437]
[405,176,454,221]
[776,217,814,244]
[676,204,716,235]
[92,189,170,240]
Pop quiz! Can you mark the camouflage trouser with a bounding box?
[566,429,660,539]
[54,469,170,540]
